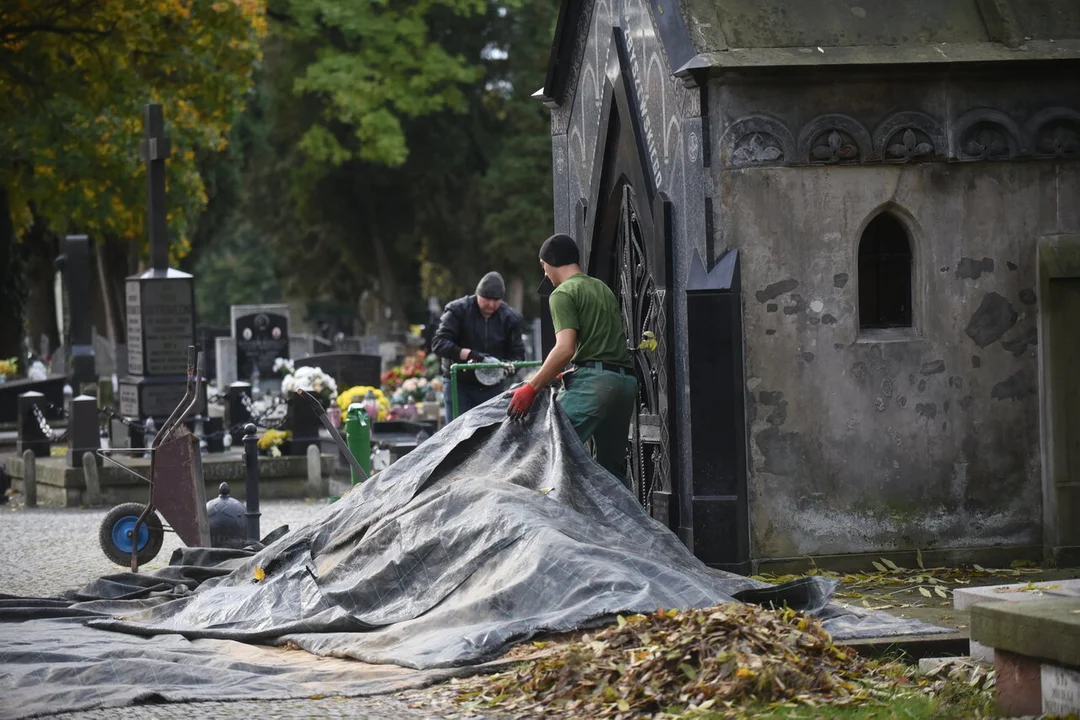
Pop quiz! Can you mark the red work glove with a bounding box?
[506,383,538,420]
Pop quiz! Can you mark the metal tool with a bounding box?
[296,388,369,483]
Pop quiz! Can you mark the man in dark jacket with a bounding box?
[431,272,526,421]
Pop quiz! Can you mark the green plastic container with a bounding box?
[345,403,371,484]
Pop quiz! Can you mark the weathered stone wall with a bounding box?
[709,70,1080,560]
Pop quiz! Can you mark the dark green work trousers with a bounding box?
[556,367,638,488]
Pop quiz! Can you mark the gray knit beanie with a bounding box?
[476,271,505,299]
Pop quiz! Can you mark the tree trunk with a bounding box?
[22,215,59,361]
[368,222,408,335]
[93,235,118,343]
[0,186,26,360]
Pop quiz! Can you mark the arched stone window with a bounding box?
[858,213,912,329]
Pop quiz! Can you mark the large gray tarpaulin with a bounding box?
[0,394,947,718]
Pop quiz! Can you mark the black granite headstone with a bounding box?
[294,352,381,389]
[113,104,201,446]
[234,311,289,380]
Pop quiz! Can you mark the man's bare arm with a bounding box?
[527,328,577,390]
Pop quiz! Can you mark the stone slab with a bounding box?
[954,578,1080,610]
[955,579,1080,664]
[970,597,1080,668]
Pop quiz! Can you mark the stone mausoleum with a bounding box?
[537,0,1080,572]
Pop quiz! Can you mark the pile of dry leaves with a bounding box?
[453,603,909,718]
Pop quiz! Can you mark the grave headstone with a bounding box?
[197,326,230,382]
[231,304,289,382]
[215,336,238,388]
[93,332,117,377]
[285,393,321,457]
[294,352,381,390]
[68,394,100,467]
[289,332,314,361]
[114,104,200,448]
[379,341,405,370]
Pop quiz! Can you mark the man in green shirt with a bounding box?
[507,233,638,487]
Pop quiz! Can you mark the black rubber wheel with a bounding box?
[99,503,164,567]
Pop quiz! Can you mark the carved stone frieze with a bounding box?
[962,123,1014,161]
[811,130,859,163]
[734,133,784,165]
[1035,122,1080,159]
[1025,108,1080,160]
[713,108,1080,168]
[874,111,946,163]
[721,115,795,168]
[885,129,935,162]
[952,109,1022,162]
[798,114,872,165]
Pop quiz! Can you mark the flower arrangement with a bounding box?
[396,375,444,403]
[257,429,291,457]
[280,364,338,408]
[273,357,295,376]
[337,385,390,421]
[380,350,437,394]
[0,357,16,380]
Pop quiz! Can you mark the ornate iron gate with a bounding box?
[614,185,673,526]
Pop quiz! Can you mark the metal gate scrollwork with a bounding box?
[614,185,672,524]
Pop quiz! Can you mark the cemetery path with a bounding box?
[0,498,511,720]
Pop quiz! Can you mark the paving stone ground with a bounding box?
[0,497,510,719]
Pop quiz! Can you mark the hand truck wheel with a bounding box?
[99,502,164,567]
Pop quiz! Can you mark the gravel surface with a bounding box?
[0,497,514,719]
[0,498,327,597]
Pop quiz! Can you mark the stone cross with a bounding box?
[139,103,171,273]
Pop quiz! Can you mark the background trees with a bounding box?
[0,0,265,355]
[2,0,557,357]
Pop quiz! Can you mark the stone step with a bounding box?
[970,597,1080,717]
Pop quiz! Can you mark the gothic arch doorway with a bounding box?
[579,30,677,529]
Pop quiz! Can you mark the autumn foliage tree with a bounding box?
[0,0,265,356]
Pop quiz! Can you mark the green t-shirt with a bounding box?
[548,273,632,368]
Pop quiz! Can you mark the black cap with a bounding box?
[538,233,579,267]
[476,271,505,299]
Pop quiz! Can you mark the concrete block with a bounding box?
[970,598,1080,668]
[954,578,1080,611]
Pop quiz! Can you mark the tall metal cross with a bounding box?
[139,103,172,272]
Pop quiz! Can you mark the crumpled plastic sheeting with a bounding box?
[0,614,511,720]
[0,393,948,716]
